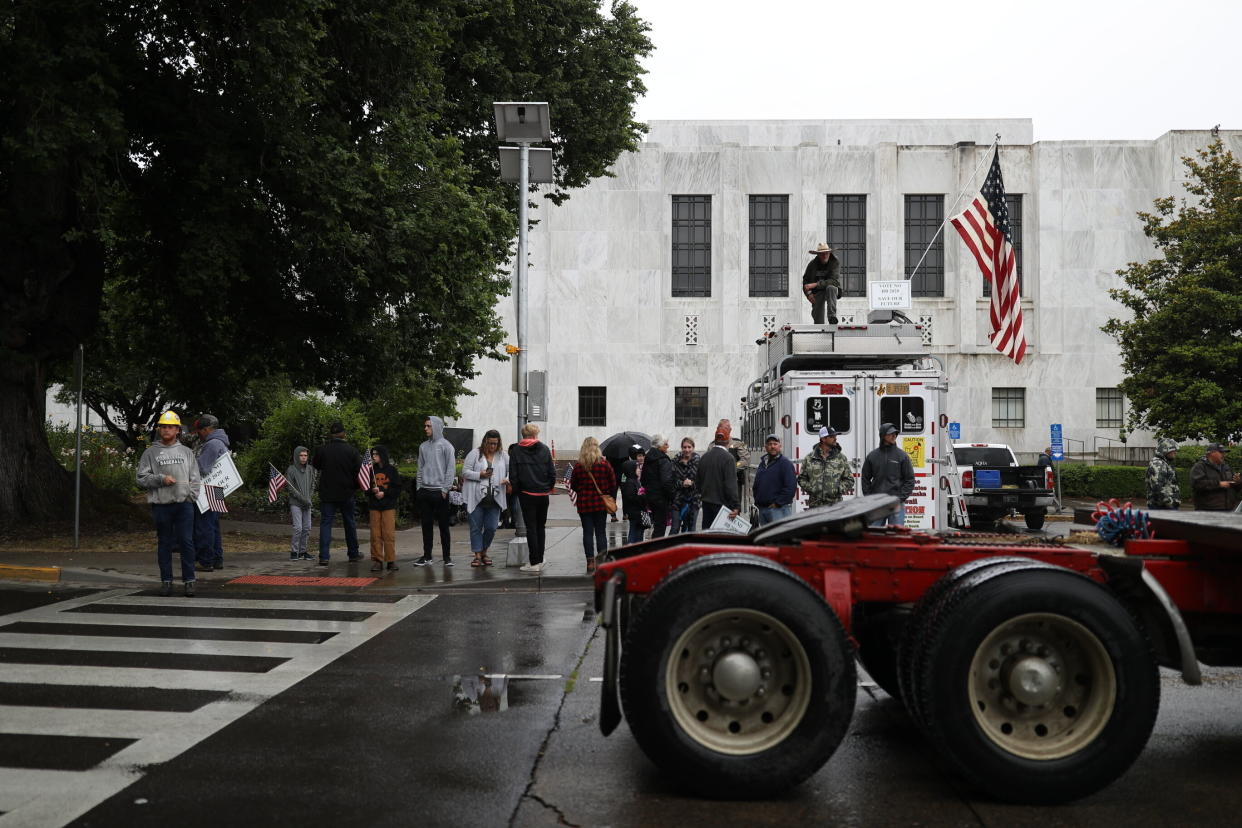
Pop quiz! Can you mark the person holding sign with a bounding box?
[191,414,230,572]
[802,242,841,325]
[136,411,202,597]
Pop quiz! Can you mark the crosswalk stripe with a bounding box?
[95,595,404,612]
[0,590,435,828]
[0,632,315,658]
[0,706,188,739]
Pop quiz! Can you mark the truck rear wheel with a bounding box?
[1024,510,1046,531]
[898,557,1054,719]
[620,556,856,798]
[910,568,1159,804]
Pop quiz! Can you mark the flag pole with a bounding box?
[906,134,1000,282]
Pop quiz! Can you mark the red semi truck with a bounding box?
[593,495,1241,804]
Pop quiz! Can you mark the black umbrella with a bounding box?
[600,431,652,461]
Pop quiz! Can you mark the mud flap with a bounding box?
[599,574,624,735]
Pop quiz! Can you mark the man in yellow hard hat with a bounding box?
[136,411,202,596]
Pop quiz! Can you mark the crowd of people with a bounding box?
[148,406,1241,592]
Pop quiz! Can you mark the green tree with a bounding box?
[237,395,369,488]
[1104,132,1242,442]
[0,0,651,524]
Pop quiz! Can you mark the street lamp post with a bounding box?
[493,102,553,441]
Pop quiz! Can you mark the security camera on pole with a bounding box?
[494,102,553,542]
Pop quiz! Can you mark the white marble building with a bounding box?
[455,119,1239,460]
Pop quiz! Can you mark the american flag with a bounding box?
[358,459,373,491]
[950,150,1028,364]
[267,463,287,503]
[206,484,229,513]
[563,463,576,506]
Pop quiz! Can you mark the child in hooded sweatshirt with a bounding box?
[286,446,316,561]
[366,445,403,571]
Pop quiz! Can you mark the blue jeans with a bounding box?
[152,502,196,583]
[870,503,907,527]
[194,508,223,566]
[290,503,313,557]
[758,504,794,526]
[468,504,501,553]
[580,511,608,559]
[319,499,359,560]
[671,503,698,534]
[626,513,646,544]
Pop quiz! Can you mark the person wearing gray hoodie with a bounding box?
[192,414,231,571]
[285,445,316,560]
[416,416,457,565]
[136,411,202,596]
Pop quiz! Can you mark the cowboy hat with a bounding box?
[808,242,834,254]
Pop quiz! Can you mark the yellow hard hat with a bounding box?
[157,411,182,426]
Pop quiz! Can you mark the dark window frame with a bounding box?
[826,195,867,297]
[1096,388,1124,428]
[672,195,712,297]
[991,387,1026,428]
[674,386,709,428]
[578,386,607,428]
[904,194,944,297]
[748,195,789,297]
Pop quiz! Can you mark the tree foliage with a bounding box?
[235,395,370,489]
[1104,132,1242,442]
[0,0,651,523]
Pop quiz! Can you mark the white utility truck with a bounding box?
[740,314,959,531]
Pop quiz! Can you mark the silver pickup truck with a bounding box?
[952,442,1056,530]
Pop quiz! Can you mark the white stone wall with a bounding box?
[454,120,1242,458]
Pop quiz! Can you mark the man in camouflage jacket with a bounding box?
[798,427,854,507]
[1145,438,1181,510]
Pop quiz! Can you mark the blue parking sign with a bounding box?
[1050,423,1064,461]
[948,422,960,440]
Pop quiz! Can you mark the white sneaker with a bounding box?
[519,562,544,573]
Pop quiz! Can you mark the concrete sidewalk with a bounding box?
[0,491,615,591]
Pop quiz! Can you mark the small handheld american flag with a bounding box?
[563,463,576,506]
[358,460,374,491]
[206,485,229,513]
[267,463,288,503]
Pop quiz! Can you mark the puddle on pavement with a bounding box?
[452,674,509,714]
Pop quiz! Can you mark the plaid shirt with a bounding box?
[570,460,617,514]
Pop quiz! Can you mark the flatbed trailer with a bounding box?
[593,496,1242,804]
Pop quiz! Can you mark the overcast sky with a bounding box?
[625,0,1241,142]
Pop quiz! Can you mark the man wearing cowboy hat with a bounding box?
[802,242,842,325]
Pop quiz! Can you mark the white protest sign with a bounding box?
[868,280,912,310]
[708,508,752,535]
[196,452,243,514]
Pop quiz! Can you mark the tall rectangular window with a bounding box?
[826,195,867,296]
[672,195,711,297]
[578,386,606,427]
[991,387,1025,428]
[748,195,788,297]
[905,195,944,297]
[1096,388,1124,428]
[675,386,709,428]
[983,194,1024,297]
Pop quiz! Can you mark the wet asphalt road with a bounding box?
[3,585,1242,827]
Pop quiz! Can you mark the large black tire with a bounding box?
[1024,510,1046,531]
[898,557,1054,720]
[909,567,1159,804]
[620,554,856,799]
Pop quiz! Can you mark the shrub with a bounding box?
[45,422,141,497]
[1058,464,1147,500]
[235,395,371,488]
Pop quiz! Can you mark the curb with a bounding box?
[0,564,62,583]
